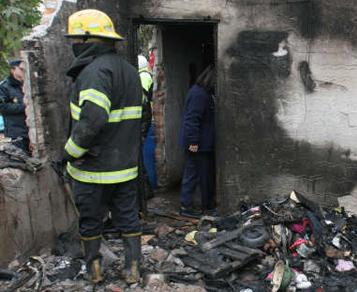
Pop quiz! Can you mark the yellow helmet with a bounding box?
[65,9,123,40]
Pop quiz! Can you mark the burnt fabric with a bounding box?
[0,76,28,140]
[179,84,215,152]
[72,179,141,237]
[181,151,215,210]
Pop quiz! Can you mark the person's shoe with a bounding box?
[122,260,140,284]
[122,235,141,284]
[179,206,203,219]
[204,208,219,217]
[82,237,103,284]
[86,258,103,284]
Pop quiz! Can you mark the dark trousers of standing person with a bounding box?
[71,178,142,283]
[72,179,141,238]
[138,148,153,216]
[180,151,215,211]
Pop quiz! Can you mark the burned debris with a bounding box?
[0,140,42,173]
[0,190,356,291]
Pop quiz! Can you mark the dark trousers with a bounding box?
[138,149,152,214]
[72,179,141,238]
[180,151,215,210]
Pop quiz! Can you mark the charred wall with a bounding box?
[26,0,357,214]
[0,0,138,267]
[0,166,76,267]
[126,0,357,212]
[22,1,76,160]
[0,0,78,267]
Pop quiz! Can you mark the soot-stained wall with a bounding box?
[0,0,78,266]
[126,0,357,212]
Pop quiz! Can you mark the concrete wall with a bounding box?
[0,166,76,266]
[33,0,357,213]
[127,0,357,212]
[23,1,76,160]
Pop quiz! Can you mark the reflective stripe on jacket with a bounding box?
[139,69,153,94]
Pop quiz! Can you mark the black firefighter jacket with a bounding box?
[64,43,142,184]
[0,76,28,139]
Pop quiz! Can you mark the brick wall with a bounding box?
[153,63,169,187]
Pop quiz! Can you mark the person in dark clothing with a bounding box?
[64,9,142,284]
[0,60,29,152]
[138,55,154,215]
[179,65,217,218]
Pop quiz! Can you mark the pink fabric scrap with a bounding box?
[266,272,273,280]
[290,223,305,234]
[336,260,355,272]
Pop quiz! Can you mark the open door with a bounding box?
[134,19,218,208]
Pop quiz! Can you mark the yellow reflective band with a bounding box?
[79,89,111,115]
[122,232,142,238]
[81,235,102,241]
[64,137,88,158]
[70,103,142,123]
[70,102,81,121]
[108,106,142,122]
[67,163,138,184]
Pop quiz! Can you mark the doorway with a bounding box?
[134,19,218,205]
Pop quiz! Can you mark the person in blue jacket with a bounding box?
[179,65,216,218]
[0,60,29,152]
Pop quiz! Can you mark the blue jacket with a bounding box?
[180,85,215,152]
[0,76,27,139]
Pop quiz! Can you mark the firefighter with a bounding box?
[138,55,153,214]
[138,55,157,188]
[0,60,29,152]
[138,55,153,105]
[63,9,142,284]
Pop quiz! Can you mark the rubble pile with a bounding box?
[0,191,357,291]
[0,140,42,172]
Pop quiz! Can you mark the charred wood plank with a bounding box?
[181,241,263,278]
[219,247,248,260]
[148,208,199,224]
[224,242,265,256]
[201,228,242,251]
[180,255,232,278]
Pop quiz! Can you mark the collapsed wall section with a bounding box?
[0,0,136,267]
[0,0,77,267]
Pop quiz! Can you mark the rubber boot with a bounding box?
[82,237,103,284]
[122,235,141,284]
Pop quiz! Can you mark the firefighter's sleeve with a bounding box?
[64,67,112,160]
